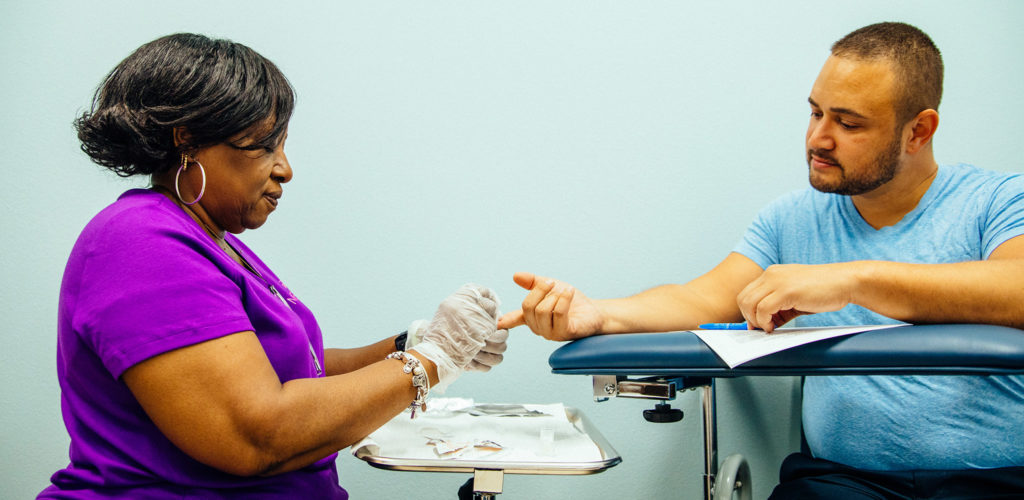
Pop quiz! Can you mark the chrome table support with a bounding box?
[472,469,503,499]
[702,381,717,500]
[593,375,722,500]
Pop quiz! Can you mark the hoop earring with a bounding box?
[174,153,206,206]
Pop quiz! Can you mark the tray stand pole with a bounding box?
[472,468,504,499]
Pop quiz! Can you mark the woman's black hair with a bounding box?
[75,33,295,177]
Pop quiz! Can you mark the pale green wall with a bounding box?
[3,1,1022,499]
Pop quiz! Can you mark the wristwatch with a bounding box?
[395,331,408,351]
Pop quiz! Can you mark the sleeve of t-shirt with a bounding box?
[982,173,1024,258]
[72,209,255,379]
[733,194,792,270]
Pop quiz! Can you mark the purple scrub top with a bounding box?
[40,189,347,499]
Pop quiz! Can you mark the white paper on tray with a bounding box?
[351,399,602,463]
[691,324,907,368]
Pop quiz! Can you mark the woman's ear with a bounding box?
[172,126,192,149]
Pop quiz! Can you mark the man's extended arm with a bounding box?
[498,252,764,340]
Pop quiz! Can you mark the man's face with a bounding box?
[806,55,906,196]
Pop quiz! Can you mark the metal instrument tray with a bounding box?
[353,405,621,475]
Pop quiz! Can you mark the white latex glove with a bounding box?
[407,321,508,373]
[468,328,508,372]
[409,284,499,392]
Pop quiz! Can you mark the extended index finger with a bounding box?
[497,310,525,329]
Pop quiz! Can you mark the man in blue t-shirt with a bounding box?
[499,22,1024,498]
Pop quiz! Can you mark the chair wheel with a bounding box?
[714,454,752,500]
[643,403,684,423]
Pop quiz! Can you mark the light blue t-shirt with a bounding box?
[734,164,1024,471]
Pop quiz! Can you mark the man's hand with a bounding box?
[496,272,604,341]
[737,263,857,332]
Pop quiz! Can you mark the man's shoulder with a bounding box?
[940,163,1023,186]
[933,164,1024,205]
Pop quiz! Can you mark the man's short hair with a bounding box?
[832,22,943,124]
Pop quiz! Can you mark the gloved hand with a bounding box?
[408,284,499,392]
[407,321,508,373]
[468,328,508,372]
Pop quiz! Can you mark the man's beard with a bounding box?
[807,132,902,196]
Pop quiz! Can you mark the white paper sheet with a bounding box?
[691,324,907,368]
[351,399,603,464]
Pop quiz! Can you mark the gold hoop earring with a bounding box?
[174,153,206,206]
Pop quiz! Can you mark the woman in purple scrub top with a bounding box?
[39,33,506,499]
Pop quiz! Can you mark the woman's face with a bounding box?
[188,128,292,234]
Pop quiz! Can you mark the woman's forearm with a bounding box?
[255,356,437,475]
[323,336,400,376]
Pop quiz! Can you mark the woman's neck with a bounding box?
[149,184,226,243]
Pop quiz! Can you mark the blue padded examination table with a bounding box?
[548,324,1024,500]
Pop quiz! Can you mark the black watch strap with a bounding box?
[395,331,408,351]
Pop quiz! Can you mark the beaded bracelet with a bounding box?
[385,351,430,418]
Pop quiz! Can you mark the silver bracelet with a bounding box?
[385,351,430,418]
